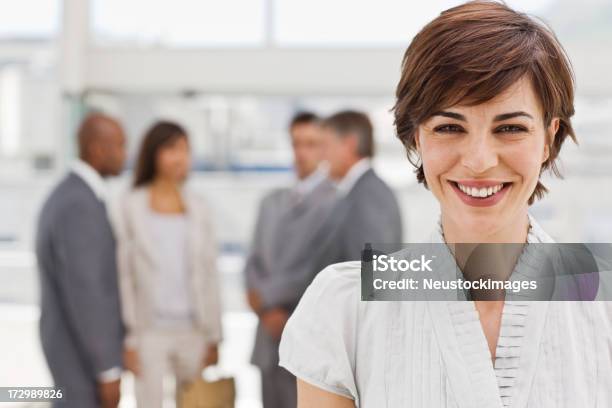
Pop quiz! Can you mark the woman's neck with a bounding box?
[441,210,530,244]
[149,177,185,214]
[150,177,180,193]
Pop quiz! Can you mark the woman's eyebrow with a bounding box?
[493,111,533,121]
[431,111,466,121]
[430,110,534,122]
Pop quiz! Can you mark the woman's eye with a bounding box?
[433,124,465,133]
[495,124,527,133]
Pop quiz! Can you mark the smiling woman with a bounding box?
[278,1,612,407]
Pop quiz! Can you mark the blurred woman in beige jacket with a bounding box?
[114,121,222,408]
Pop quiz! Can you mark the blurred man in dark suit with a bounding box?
[244,112,337,408]
[36,113,126,408]
[315,110,403,266]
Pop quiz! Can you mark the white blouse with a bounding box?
[279,215,612,407]
[147,210,193,326]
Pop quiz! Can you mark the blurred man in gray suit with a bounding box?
[315,110,403,267]
[261,110,403,310]
[36,114,127,408]
[244,112,337,408]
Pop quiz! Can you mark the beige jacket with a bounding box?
[114,186,222,348]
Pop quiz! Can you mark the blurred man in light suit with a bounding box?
[244,112,337,408]
[35,113,127,408]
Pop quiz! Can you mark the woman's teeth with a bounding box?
[457,183,504,198]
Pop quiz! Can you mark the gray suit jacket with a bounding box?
[245,178,337,370]
[36,172,123,407]
[315,168,403,270]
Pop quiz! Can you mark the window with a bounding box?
[89,0,560,49]
[91,0,266,47]
[0,66,22,156]
[272,0,557,47]
[273,0,460,47]
[0,0,60,40]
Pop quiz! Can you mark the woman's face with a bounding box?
[416,76,559,237]
[155,136,191,183]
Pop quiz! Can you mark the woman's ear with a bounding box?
[543,118,560,163]
[414,128,422,154]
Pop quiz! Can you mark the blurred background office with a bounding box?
[0,0,611,407]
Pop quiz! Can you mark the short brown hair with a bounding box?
[134,121,188,187]
[392,0,576,204]
[323,110,375,158]
[289,111,319,130]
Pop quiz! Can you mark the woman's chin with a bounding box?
[443,206,511,239]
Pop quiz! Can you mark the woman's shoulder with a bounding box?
[283,261,364,351]
[120,186,147,206]
[181,187,210,210]
[306,260,362,303]
[317,260,362,281]
[111,186,146,219]
[285,260,363,331]
[280,261,363,400]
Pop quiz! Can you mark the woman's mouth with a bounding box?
[448,180,512,207]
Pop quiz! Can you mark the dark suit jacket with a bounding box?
[315,168,403,270]
[35,172,123,407]
[245,178,337,370]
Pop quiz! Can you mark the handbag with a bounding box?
[179,367,236,408]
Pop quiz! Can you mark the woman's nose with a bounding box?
[460,134,499,174]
